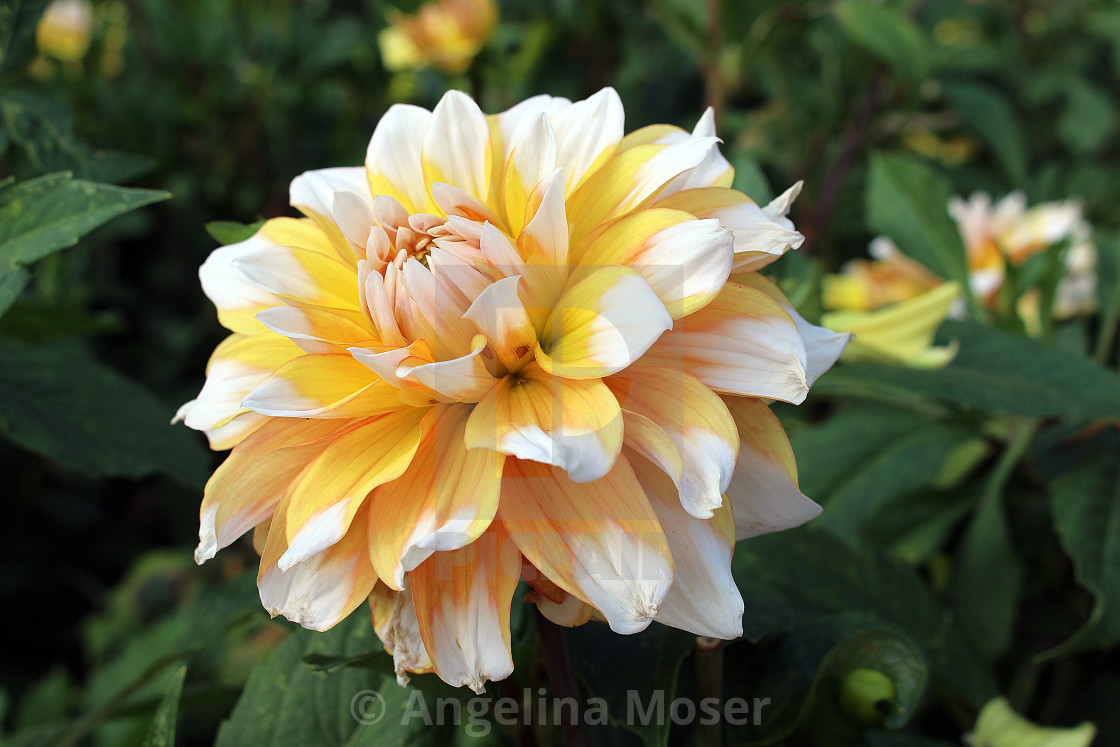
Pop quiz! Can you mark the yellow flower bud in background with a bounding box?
[36,0,93,62]
[969,698,1095,747]
[378,0,497,74]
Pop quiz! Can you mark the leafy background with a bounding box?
[2,0,1120,745]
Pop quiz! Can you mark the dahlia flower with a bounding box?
[949,191,1097,319]
[178,88,849,692]
[378,0,496,75]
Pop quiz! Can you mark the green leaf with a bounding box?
[1048,449,1120,655]
[732,527,996,705]
[566,621,695,746]
[950,487,1024,660]
[139,666,186,747]
[865,152,969,286]
[729,150,773,204]
[941,80,1028,184]
[216,611,453,747]
[0,0,48,78]
[0,265,29,317]
[1059,82,1116,155]
[834,1,931,81]
[812,321,1120,421]
[205,219,265,245]
[0,337,210,486]
[0,172,169,268]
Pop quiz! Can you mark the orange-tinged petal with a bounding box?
[464,362,622,483]
[279,406,429,569]
[573,208,733,319]
[258,498,376,632]
[241,353,403,418]
[608,366,738,519]
[653,186,804,273]
[536,266,672,380]
[196,417,353,563]
[396,334,495,403]
[631,452,742,639]
[410,526,521,693]
[722,395,821,540]
[736,272,851,385]
[497,457,673,634]
[368,403,504,589]
[639,282,810,403]
[369,581,433,684]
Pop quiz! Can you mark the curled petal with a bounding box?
[465,362,623,484]
[370,582,434,684]
[639,282,810,403]
[498,457,673,634]
[368,404,504,589]
[632,453,743,639]
[410,526,521,693]
[608,367,738,519]
[536,266,672,380]
[722,396,822,540]
[258,499,377,632]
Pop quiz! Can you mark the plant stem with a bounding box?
[703,0,725,131]
[535,610,591,747]
[694,636,724,747]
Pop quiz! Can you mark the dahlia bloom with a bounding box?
[178,88,849,692]
[378,0,496,75]
[949,191,1097,319]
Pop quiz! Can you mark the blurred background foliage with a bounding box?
[2,0,1120,745]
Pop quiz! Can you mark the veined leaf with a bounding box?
[835,1,931,81]
[0,172,168,267]
[865,152,969,285]
[139,666,186,747]
[0,338,210,486]
[1048,450,1120,656]
[812,321,1120,421]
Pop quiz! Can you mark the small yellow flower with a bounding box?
[378,0,497,74]
[36,0,93,62]
[823,238,958,367]
[178,88,848,692]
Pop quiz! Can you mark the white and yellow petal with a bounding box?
[368,404,504,589]
[536,266,672,379]
[465,362,622,483]
[722,396,822,540]
[498,457,673,634]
